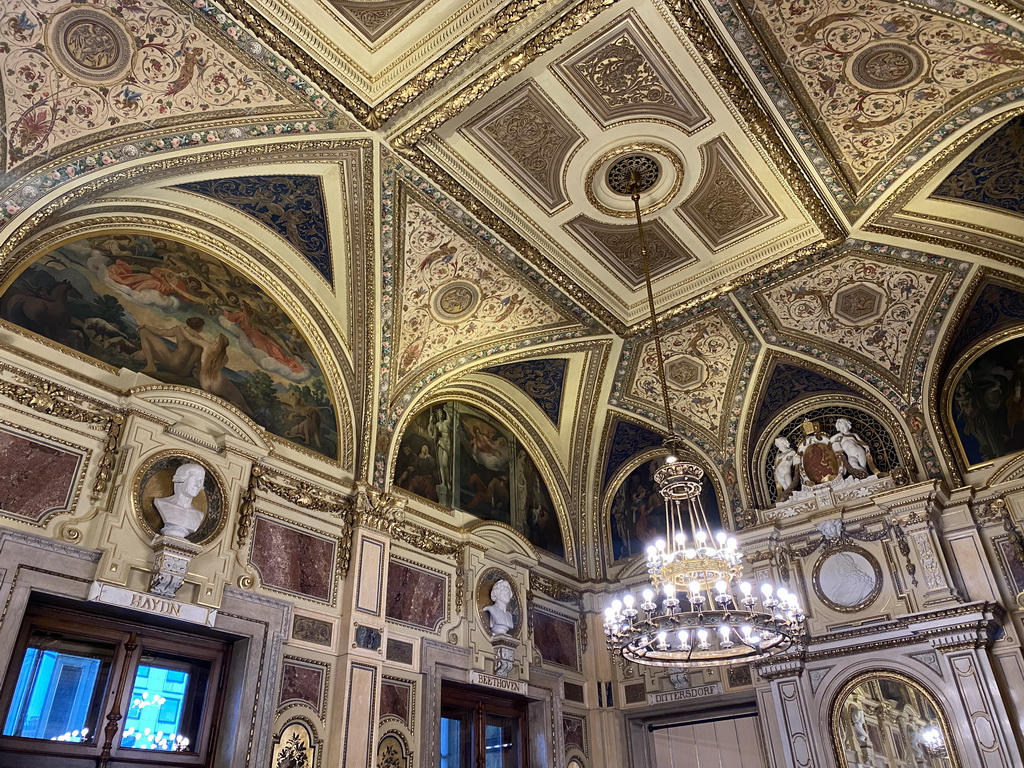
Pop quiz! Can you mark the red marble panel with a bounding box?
[279,659,325,713]
[385,560,446,631]
[251,517,335,602]
[380,681,410,723]
[533,610,579,670]
[0,428,81,523]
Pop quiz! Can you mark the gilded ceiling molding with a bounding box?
[462,80,585,212]
[711,0,1024,217]
[864,106,1024,263]
[676,135,782,250]
[551,10,711,132]
[219,0,559,128]
[328,0,426,43]
[393,0,620,146]
[660,0,843,242]
[562,215,696,288]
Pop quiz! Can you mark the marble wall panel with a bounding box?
[0,426,83,523]
[251,516,336,602]
[279,657,328,717]
[385,559,447,632]
[532,609,579,670]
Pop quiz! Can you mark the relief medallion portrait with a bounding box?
[46,7,135,85]
[814,547,881,611]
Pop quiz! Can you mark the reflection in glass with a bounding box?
[835,674,955,768]
[440,706,472,768]
[2,630,115,742]
[484,713,519,768]
[119,652,210,752]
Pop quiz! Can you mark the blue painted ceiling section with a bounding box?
[752,361,862,436]
[482,358,567,425]
[176,175,332,285]
[932,114,1024,216]
[946,279,1024,368]
[602,417,665,490]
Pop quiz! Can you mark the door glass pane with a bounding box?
[2,629,116,742]
[440,706,473,768]
[484,713,519,768]
[120,651,211,753]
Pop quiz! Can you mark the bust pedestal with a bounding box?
[149,535,202,598]
[491,635,520,679]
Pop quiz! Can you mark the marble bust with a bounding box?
[153,462,207,538]
[482,579,515,635]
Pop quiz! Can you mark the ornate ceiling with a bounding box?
[0,0,1023,578]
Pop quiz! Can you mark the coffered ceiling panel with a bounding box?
[419,0,829,326]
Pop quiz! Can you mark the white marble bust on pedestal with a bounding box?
[154,462,206,538]
[483,579,515,635]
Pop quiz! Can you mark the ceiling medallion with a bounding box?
[586,143,683,218]
[429,281,481,323]
[848,42,927,92]
[46,7,135,86]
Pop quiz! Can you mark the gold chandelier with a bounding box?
[602,159,805,668]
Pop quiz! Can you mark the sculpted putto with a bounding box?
[153,462,207,538]
[773,436,800,502]
[830,418,879,479]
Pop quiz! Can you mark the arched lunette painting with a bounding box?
[392,401,565,558]
[949,332,1024,467]
[0,233,339,458]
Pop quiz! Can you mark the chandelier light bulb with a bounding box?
[643,588,654,603]
[688,580,701,596]
[623,594,635,609]
[647,545,657,558]
[761,583,773,598]
[657,631,668,648]
[656,538,666,552]
[695,529,707,545]
[715,580,727,594]
[675,531,686,545]
[678,629,690,649]
[777,587,789,602]
[727,537,736,550]
[716,531,727,546]
[740,581,751,595]
[664,582,676,598]
[611,599,622,612]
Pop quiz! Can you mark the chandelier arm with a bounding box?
[630,179,675,440]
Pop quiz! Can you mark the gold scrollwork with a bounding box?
[0,370,123,502]
[250,466,354,576]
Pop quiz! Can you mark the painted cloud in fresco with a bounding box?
[0,232,338,458]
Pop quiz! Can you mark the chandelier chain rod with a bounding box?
[630,177,675,440]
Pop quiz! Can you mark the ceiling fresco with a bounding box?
[0,0,1023,573]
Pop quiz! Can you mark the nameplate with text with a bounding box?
[647,683,722,705]
[88,582,217,627]
[470,671,527,695]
